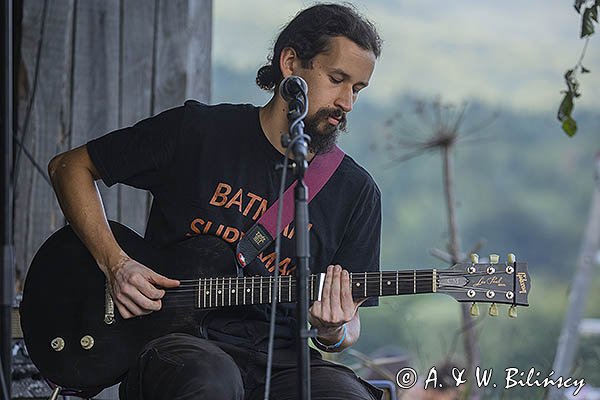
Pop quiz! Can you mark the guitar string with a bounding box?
[171,269,507,283]
[161,285,513,295]
[155,286,516,309]
[170,270,502,286]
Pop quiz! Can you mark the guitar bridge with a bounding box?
[104,282,115,325]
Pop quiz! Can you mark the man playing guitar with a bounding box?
[47,3,383,399]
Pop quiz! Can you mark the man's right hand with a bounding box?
[106,255,180,319]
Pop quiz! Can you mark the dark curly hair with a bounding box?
[256,3,382,91]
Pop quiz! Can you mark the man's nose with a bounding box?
[335,87,354,113]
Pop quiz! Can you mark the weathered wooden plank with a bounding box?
[14,0,74,285]
[154,0,212,112]
[118,0,157,235]
[16,0,213,283]
[70,0,120,220]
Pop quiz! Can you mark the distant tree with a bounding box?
[557,0,599,137]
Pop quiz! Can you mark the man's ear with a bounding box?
[279,47,298,79]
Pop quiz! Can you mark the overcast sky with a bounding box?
[213,0,600,113]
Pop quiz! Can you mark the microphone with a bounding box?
[279,76,308,102]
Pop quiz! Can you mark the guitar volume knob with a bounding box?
[51,337,65,352]
[80,335,95,350]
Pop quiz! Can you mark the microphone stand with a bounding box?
[282,94,315,400]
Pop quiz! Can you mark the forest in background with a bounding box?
[214,63,600,398]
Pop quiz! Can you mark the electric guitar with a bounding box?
[19,221,530,395]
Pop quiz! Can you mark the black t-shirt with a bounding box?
[87,100,381,349]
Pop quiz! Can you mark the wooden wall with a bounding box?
[14,0,212,289]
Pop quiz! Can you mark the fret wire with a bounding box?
[211,278,219,307]
[198,278,206,308]
[221,277,225,306]
[216,277,219,307]
[269,276,272,303]
[236,277,239,306]
[251,276,255,305]
[204,278,207,308]
[214,277,218,307]
[216,277,220,306]
[413,270,416,294]
[210,278,213,308]
[288,276,291,302]
[379,272,382,296]
[243,277,246,305]
[278,276,281,302]
[259,276,263,304]
[198,278,202,308]
[200,278,203,308]
[228,277,232,306]
[364,273,367,297]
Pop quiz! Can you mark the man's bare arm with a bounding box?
[48,145,179,318]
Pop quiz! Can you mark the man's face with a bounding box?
[294,36,376,154]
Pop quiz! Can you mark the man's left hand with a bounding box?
[308,264,366,344]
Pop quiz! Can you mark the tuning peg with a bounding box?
[489,254,499,264]
[507,253,516,264]
[508,305,518,318]
[470,253,479,264]
[470,302,480,317]
[488,303,499,317]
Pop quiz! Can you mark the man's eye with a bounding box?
[329,76,342,84]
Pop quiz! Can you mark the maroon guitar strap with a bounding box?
[235,145,345,268]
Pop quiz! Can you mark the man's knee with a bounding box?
[126,333,244,399]
[310,365,383,400]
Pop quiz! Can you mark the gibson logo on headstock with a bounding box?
[473,276,506,288]
[517,272,528,294]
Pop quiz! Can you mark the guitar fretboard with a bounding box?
[196,270,436,309]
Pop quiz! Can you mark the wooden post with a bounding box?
[16,0,212,283]
[16,2,212,396]
[14,0,75,287]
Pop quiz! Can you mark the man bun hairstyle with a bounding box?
[256,3,382,91]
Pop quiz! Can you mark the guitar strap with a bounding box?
[235,145,345,270]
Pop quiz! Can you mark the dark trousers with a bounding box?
[119,333,383,400]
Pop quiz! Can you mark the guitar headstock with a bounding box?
[437,253,530,318]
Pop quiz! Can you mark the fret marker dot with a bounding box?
[232,289,236,293]
[247,289,251,293]
[387,281,391,285]
[356,283,361,287]
[205,291,210,295]
[217,290,222,294]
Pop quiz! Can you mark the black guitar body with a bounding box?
[20,221,237,394]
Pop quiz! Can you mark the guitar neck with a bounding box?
[196,270,436,309]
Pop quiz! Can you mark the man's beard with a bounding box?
[304,107,347,154]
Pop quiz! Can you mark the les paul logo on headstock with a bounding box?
[473,276,506,288]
